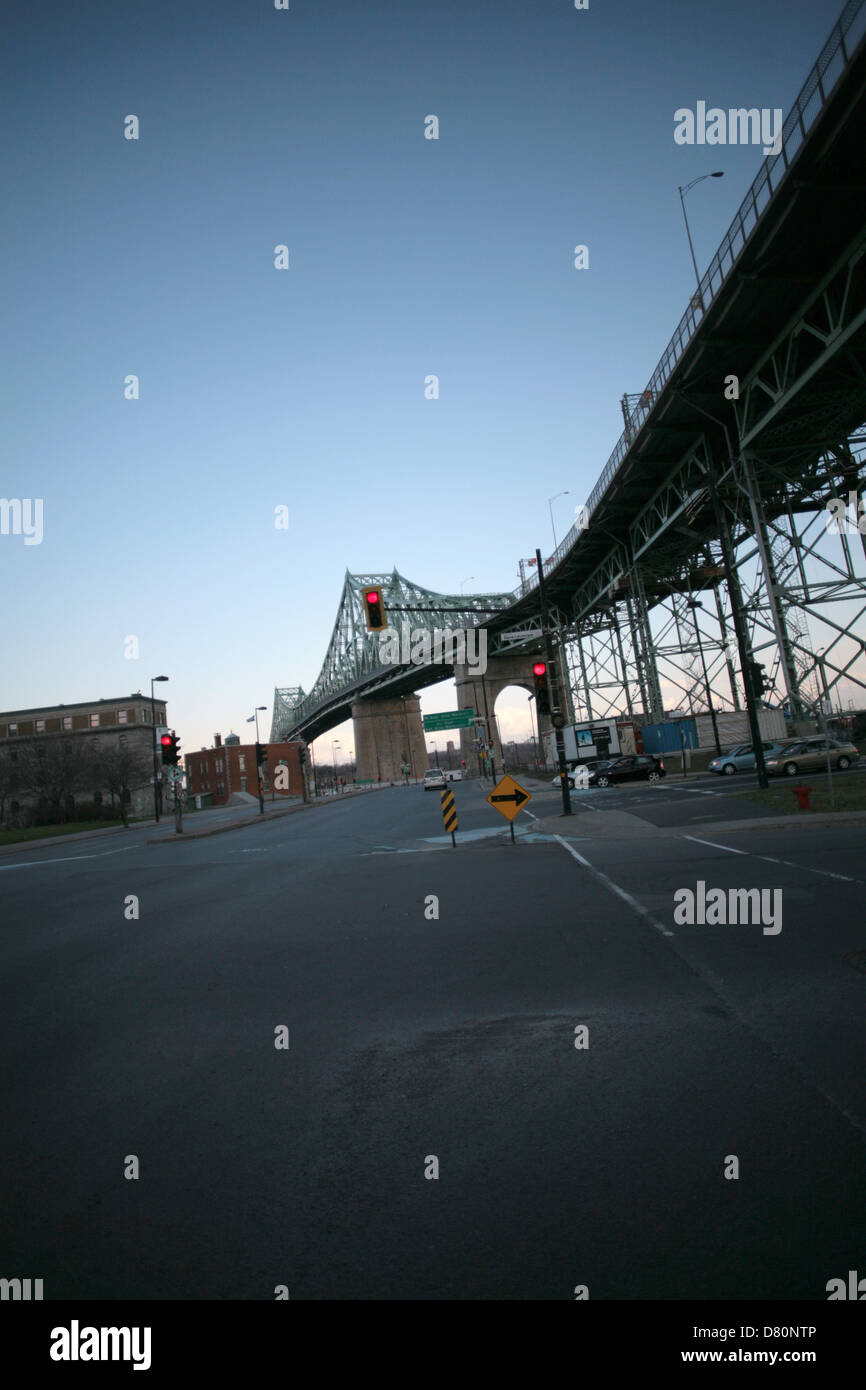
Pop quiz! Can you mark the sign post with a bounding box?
[487,774,531,843]
[440,786,458,847]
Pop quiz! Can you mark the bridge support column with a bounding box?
[455,652,548,775]
[351,693,427,783]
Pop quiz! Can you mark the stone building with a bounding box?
[0,693,168,824]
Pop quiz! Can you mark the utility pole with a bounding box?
[536,549,572,816]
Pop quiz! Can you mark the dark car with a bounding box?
[588,754,666,788]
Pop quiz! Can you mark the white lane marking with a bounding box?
[682,835,749,855]
[0,846,136,872]
[524,809,538,821]
[682,836,860,884]
[760,858,855,883]
[554,836,674,938]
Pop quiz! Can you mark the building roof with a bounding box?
[0,694,159,719]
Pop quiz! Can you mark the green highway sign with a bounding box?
[422,708,476,732]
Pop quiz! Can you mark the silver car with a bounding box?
[423,768,446,791]
[707,741,785,775]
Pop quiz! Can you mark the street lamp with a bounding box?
[150,675,168,822]
[548,492,570,549]
[527,694,540,768]
[331,740,341,794]
[250,705,267,814]
[460,576,475,594]
[678,171,724,308]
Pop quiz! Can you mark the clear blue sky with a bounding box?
[1,0,835,758]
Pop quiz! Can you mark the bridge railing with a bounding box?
[516,0,866,599]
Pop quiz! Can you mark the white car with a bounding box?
[443,769,463,781]
[423,768,446,791]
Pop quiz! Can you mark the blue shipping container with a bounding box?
[640,720,698,754]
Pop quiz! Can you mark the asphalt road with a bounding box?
[1,780,865,1299]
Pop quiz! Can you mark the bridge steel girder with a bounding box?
[733,232,866,454]
[271,570,513,744]
[273,10,866,748]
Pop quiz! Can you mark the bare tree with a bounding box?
[0,745,23,826]
[17,735,92,823]
[89,740,151,826]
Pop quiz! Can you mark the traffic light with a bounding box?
[298,746,306,767]
[362,587,387,631]
[533,661,550,715]
[161,732,180,766]
[255,742,266,767]
[747,660,769,698]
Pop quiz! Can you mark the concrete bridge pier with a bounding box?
[352,693,427,782]
[454,653,549,774]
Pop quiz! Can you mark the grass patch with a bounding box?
[0,819,126,846]
[737,775,866,816]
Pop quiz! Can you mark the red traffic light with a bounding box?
[533,662,547,677]
[362,586,387,632]
[160,734,172,748]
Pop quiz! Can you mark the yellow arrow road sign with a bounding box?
[487,774,531,823]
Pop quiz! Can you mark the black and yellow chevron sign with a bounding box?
[440,787,458,833]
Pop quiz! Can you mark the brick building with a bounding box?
[185,733,305,805]
[0,693,168,823]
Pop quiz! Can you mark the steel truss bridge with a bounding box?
[273,0,866,748]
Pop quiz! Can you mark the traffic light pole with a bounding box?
[536,549,572,816]
[253,708,265,815]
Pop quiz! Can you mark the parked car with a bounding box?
[423,768,446,791]
[707,741,785,775]
[764,737,860,777]
[588,755,665,788]
[443,769,463,782]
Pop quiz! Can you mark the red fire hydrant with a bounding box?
[793,785,811,811]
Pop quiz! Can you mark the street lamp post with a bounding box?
[150,675,168,822]
[331,740,340,794]
[678,171,724,307]
[547,492,570,550]
[815,649,836,808]
[460,576,475,594]
[251,705,267,814]
[527,695,540,769]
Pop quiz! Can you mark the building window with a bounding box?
[216,782,224,797]
[35,719,45,733]
[90,713,99,727]
[8,723,17,736]
[216,758,223,772]
[240,777,247,792]
[140,709,149,723]
[63,716,72,731]
[118,710,128,724]
[119,734,127,748]
[238,755,246,771]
